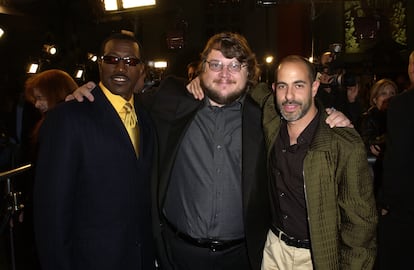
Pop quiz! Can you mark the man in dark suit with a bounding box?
[378,50,414,270]
[33,33,155,270]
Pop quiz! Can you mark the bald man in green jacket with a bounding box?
[250,55,377,270]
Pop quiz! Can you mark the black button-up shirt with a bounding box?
[269,109,320,240]
[163,97,244,240]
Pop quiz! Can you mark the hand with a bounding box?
[369,144,381,156]
[186,76,204,100]
[65,81,97,102]
[325,108,353,128]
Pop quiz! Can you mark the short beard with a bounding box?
[279,100,310,122]
[200,79,246,106]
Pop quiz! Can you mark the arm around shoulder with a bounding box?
[248,82,273,108]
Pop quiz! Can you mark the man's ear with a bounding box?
[312,80,320,97]
[139,65,145,75]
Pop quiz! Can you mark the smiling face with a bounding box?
[273,59,319,125]
[200,49,249,106]
[98,39,143,100]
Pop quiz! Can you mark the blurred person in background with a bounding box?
[359,78,397,201]
[377,50,414,270]
[335,73,365,128]
[24,69,78,156]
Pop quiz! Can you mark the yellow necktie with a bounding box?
[123,102,140,157]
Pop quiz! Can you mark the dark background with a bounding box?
[0,0,413,115]
[0,1,413,269]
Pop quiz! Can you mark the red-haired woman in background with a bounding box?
[24,69,78,150]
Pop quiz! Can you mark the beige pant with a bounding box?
[261,229,313,270]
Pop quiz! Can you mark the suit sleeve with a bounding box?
[34,107,79,270]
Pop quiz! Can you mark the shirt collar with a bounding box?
[297,108,320,145]
[100,82,135,113]
[281,107,320,146]
[203,93,245,111]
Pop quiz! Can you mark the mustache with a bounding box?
[282,100,302,106]
[213,79,236,84]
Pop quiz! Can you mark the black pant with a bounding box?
[377,208,413,270]
[163,225,252,270]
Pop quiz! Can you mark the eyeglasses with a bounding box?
[205,60,247,73]
[100,55,142,66]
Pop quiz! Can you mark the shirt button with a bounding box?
[283,215,288,220]
[280,192,285,197]
[217,145,222,149]
[282,149,286,153]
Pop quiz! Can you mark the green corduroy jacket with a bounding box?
[249,83,378,269]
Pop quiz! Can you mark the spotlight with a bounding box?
[102,0,156,12]
[153,61,167,69]
[87,53,98,62]
[147,60,168,82]
[27,62,40,74]
[256,0,278,6]
[43,44,57,55]
[74,67,85,80]
[0,27,4,39]
[265,55,274,64]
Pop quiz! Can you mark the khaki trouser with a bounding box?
[261,229,313,270]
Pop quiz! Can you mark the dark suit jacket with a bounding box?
[34,86,155,270]
[382,89,414,212]
[147,76,270,270]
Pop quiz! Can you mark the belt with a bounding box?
[270,225,310,249]
[165,219,245,252]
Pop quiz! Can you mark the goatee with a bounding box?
[200,79,246,106]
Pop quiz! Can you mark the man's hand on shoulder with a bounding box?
[65,81,97,102]
[186,77,204,100]
[325,108,354,128]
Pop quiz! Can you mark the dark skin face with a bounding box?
[98,39,143,100]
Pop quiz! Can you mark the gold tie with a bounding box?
[123,102,140,156]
